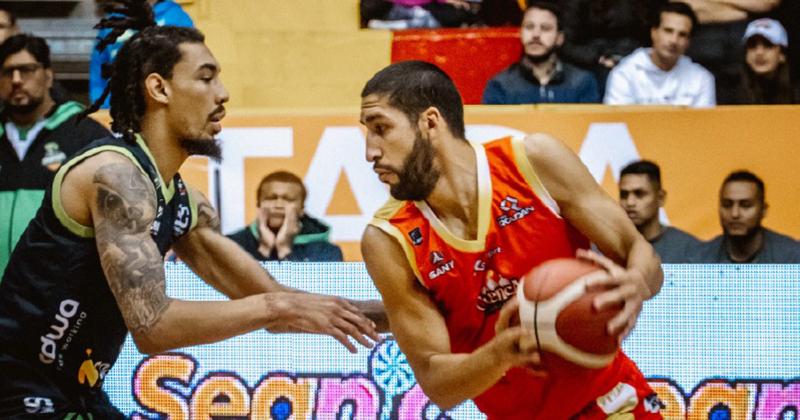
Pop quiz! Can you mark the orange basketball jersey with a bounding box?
[369,136,649,419]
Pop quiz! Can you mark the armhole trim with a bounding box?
[368,218,426,289]
[510,136,562,217]
[52,146,150,238]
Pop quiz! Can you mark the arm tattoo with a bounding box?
[93,163,170,336]
[197,201,221,232]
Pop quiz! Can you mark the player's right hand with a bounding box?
[263,292,380,353]
[492,298,545,375]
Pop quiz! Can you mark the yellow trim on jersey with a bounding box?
[414,140,491,253]
[373,196,406,221]
[367,218,425,287]
[52,146,150,238]
[510,136,562,217]
[135,134,175,202]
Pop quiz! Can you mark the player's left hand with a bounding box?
[576,248,649,340]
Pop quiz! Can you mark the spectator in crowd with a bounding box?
[618,160,700,263]
[728,18,799,104]
[368,0,481,29]
[89,0,193,109]
[0,34,109,275]
[0,7,19,44]
[604,2,716,107]
[696,170,800,263]
[679,0,782,105]
[559,0,662,96]
[482,2,599,104]
[228,171,343,262]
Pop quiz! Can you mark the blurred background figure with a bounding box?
[729,18,799,104]
[696,170,800,263]
[227,171,343,262]
[604,1,715,107]
[677,0,782,105]
[89,0,193,108]
[559,0,662,97]
[482,2,599,104]
[618,160,700,263]
[0,7,19,44]
[0,34,109,275]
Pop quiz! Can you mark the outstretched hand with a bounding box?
[263,292,380,353]
[576,249,649,340]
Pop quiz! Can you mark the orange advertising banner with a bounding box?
[112,105,798,261]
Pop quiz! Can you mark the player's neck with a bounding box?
[425,139,480,239]
[139,119,186,184]
[725,228,764,262]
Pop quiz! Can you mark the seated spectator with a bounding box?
[560,0,658,96]
[482,2,599,104]
[696,170,800,263]
[227,171,343,262]
[729,18,799,104]
[89,0,193,108]
[0,7,19,44]
[679,0,782,105]
[0,34,110,274]
[369,0,480,29]
[618,160,700,263]
[604,2,716,107]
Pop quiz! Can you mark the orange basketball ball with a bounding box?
[517,258,622,371]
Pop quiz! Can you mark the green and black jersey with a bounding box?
[0,134,196,411]
[0,101,110,275]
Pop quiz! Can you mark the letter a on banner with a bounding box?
[577,123,641,183]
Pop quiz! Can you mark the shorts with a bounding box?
[570,374,665,419]
[0,354,126,419]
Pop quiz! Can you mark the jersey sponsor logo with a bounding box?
[476,270,519,313]
[408,227,423,246]
[473,247,502,273]
[496,195,534,228]
[41,142,67,172]
[428,260,455,280]
[173,203,191,236]
[429,251,444,265]
[39,299,86,366]
[23,396,55,414]
[78,348,111,388]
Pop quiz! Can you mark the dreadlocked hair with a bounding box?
[80,0,204,142]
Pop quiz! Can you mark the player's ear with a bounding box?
[419,106,443,136]
[657,189,666,207]
[144,73,170,105]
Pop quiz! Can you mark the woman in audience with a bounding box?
[734,18,799,104]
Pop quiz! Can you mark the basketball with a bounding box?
[516,258,622,371]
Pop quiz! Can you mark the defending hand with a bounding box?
[263,292,380,353]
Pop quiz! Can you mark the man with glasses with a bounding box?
[0,34,109,275]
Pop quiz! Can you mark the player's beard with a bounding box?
[180,138,222,160]
[389,130,440,201]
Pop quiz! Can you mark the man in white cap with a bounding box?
[732,18,798,104]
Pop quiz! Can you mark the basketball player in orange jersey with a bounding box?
[359,60,665,419]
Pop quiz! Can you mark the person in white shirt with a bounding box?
[604,2,715,107]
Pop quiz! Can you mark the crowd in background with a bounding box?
[0,1,797,273]
[363,0,800,105]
